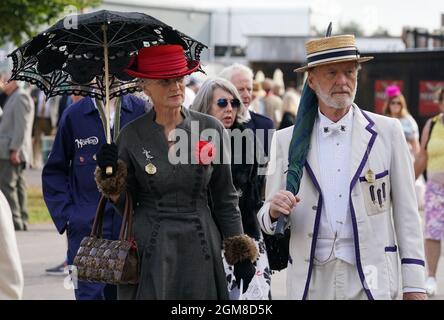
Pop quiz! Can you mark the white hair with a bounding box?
[219,63,254,82]
[190,77,248,124]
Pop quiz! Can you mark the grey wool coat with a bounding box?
[115,107,243,300]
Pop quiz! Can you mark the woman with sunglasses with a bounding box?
[383,85,426,212]
[192,78,271,299]
[94,46,257,300]
[383,85,420,156]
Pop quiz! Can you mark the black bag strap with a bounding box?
[425,114,441,150]
[90,191,133,241]
[118,193,133,241]
[90,195,107,238]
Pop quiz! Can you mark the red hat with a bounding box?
[124,45,200,79]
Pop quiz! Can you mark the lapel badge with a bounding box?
[142,148,156,175]
[365,169,375,183]
[142,148,154,161]
[145,163,157,175]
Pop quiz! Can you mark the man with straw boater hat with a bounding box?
[257,26,427,300]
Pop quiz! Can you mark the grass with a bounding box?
[28,186,52,224]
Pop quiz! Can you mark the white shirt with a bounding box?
[244,108,252,122]
[183,87,196,109]
[315,107,355,265]
[92,98,115,129]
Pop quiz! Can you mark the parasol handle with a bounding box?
[102,23,113,176]
[274,215,288,239]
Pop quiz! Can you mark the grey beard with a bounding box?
[316,85,357,109]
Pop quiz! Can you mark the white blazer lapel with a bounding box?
[305,123,321,191]
[349,105,377,188]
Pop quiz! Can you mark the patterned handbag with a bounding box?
[73,192,139,284]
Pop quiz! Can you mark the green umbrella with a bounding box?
[275,81,318,237]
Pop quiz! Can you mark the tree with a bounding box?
[0,0,101,46]
[338,21,364,37]
[372,26,391,37]
[310,25,325,37]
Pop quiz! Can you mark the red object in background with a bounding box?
[419,81,444,117]
[374,80,404,114]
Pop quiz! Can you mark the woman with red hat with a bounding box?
[93,45,258,300]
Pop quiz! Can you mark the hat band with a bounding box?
[138,53,188,73]
[307,48,360,67]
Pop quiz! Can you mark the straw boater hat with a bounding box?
[294,34,373,73]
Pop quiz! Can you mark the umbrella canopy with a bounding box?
[8,10,207,149]
[8,10,207,100]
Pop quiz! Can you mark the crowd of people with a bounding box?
[0,28,443,301]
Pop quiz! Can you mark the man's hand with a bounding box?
[9,150,21,165]
[403,292,428,300]
[269,190,299,220]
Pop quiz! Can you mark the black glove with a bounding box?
[96,142,118,178]
[233,259,255,293]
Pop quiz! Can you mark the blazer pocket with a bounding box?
[360,170,390,216]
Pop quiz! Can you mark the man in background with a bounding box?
[0,73,34,231]
[220,63,274,157]
[42,95,146,300]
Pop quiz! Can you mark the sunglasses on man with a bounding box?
[216,98,241,108]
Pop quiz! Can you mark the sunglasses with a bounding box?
[216,98,241,108]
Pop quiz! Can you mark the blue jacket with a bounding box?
[42,95,146,263]
[245,110,274,157]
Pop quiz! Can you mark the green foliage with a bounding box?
[28,186,52,224]
[338,21,365,37]
[372,26,391,37]
[0,0,101,46]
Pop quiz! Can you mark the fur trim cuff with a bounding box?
[95,160,127,198]
[223,234,258,265]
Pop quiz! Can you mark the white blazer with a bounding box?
[258,105,426,300]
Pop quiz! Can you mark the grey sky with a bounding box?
[307,0,444,36]
[138,0,443,36]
